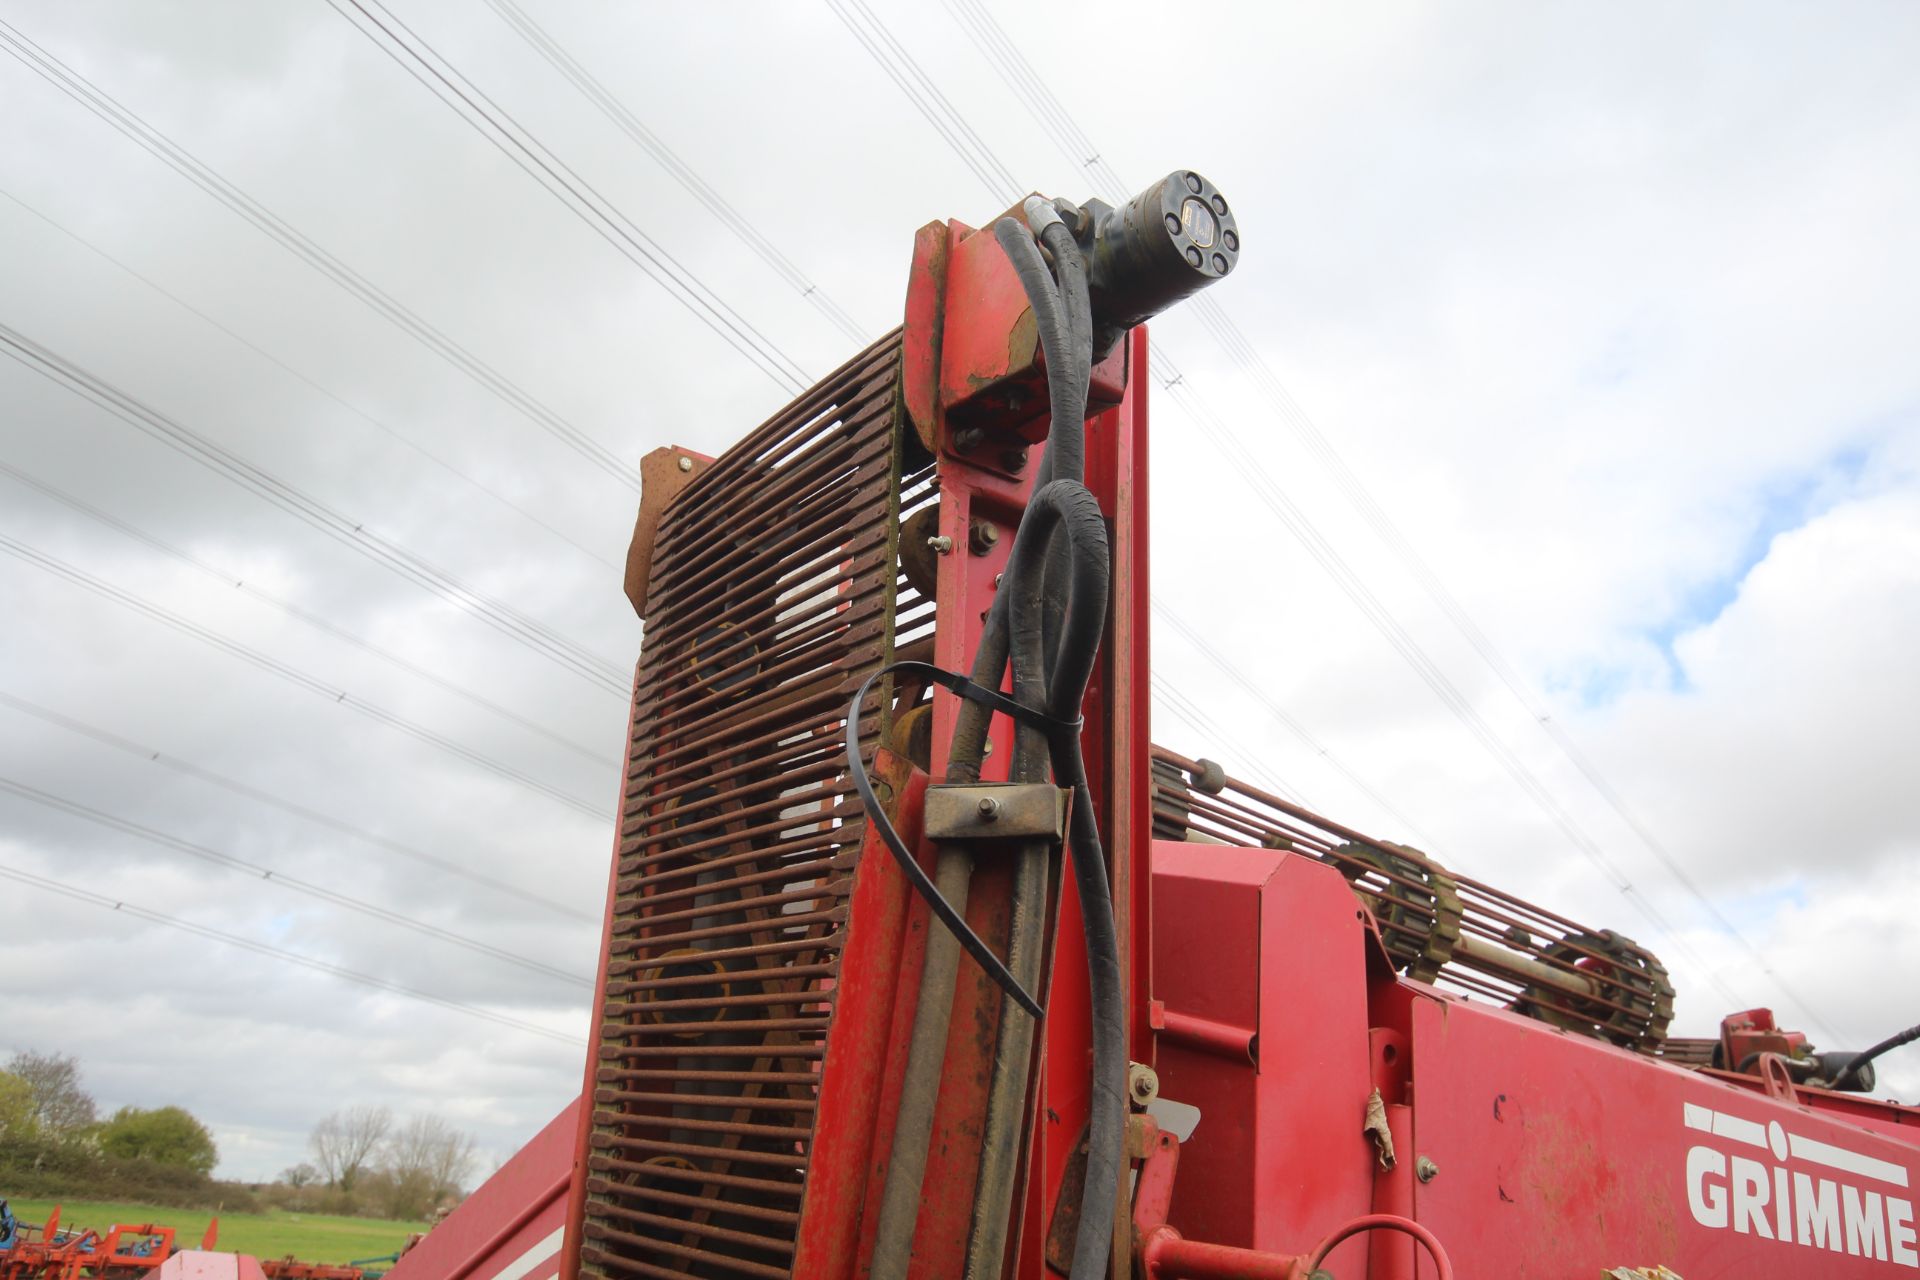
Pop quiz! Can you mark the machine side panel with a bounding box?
[1409,993,1920,1277]
[1150,842,1376,1258]
[389,1098,580,1280]
[1251,854,1377,1261]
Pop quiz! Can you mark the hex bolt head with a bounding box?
[676,455,694,473]
[977,797,1000,820]
[1415,1156,1440,1183]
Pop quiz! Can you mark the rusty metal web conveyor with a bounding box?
[1150,745,1675,1054]
[579,333,932,1280]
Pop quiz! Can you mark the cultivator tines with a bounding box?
[1151,745,1674,1052]
[578,334,917,1280]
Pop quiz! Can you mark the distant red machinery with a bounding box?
[385,172,1920,1280]
[0,1206,192,1280]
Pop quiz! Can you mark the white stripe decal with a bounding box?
[1788,1132,1911,1189]
[491,1226,565,1280]
[1682,1101,1912,1189]
[1710,1111,1769,1149]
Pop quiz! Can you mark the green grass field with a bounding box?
[7,1199,428,1266]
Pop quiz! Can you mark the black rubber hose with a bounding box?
[998,481,1123,1280]
[1832,1020,1920,1091]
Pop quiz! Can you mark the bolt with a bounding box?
[927,535,954,555]
[1001,445,1029,471]
[981,739,993,757]
[968,519,1000,556]
[952,425,986,454]
[1127,1062,1159,1107]
[1416,1156,1439,1183]
[977,796,1000,821]
[676,455,693,473]
[993,573,1004,588]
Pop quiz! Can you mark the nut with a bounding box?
[1415,1155,1439,1183]
[977,797,1000,820]
[676,455,693,473]
[927,535,955,555]
[968,519,1000,556]
[1127,1062,1160,1108]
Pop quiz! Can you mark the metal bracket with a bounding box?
[922,782,1068,842]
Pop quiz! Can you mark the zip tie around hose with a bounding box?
[844,658,1082,1018]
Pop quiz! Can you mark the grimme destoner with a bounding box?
[375,173,1917,1279]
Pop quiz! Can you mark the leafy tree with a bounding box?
[0,1071,36,1140]
[310,1105,391,1192]
[3,1051,96,1139]
[95,1105,219,1175]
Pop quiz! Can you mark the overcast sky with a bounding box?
[2,0,1917,1184]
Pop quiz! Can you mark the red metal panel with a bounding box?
[1407,991,1920,1277]
[391,1099,578,1280]
[1150,843,1376,1261]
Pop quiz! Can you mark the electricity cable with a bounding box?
[0,17,640,492]
[0,690,597,924]
[480,0,869,343]
[0,531,611,822]
[933,0,1836,1040]
[0,775,593,988]
[0,323,632,698]
[825,1,1760,1021]
[0,460,610,766]
[325,0,809,393]
[0,862,585,1047]
[0,184,618,573]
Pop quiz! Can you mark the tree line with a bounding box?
[1,1050,478,1222]
[272,1105,476,1222]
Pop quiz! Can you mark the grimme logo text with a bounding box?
[1683,1102,1917,1267]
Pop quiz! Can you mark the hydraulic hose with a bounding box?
[873,197,1123,1280]
[1832,1019,1920,1092]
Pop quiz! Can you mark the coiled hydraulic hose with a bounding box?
[869,198,1123,1280]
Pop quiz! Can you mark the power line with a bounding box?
[0,531,611,823]
[0,689,597,925]
[823,0,1759,1018]
[0,16,640,492]
[0,460,609,767]
[1150,672,1305,805]
[0,184,619,573]
[481,0,870,344]
[823,0,1022,200]
[0,322,631,697]
[326,0,811,394]
[1152,599,1442,849]
[0,775,591,988]
[0,862,585,1047]
[936,0,1844,1042]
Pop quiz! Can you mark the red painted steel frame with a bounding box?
[799,212,1152,1278]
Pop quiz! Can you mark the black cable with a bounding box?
[0,776,591,988]
[0,533,610,821]
[844,659,1080,1018]
[0,863,585,1046]
[0,18,642,493]
[0,690,597,925]
[0,460,610,764]
[0,324,632,697]
[1833,1021,1920,1092]
[327,0,810,393]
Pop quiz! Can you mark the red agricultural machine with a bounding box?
[0,1205,198,1280]
[385,172,1920,1280]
